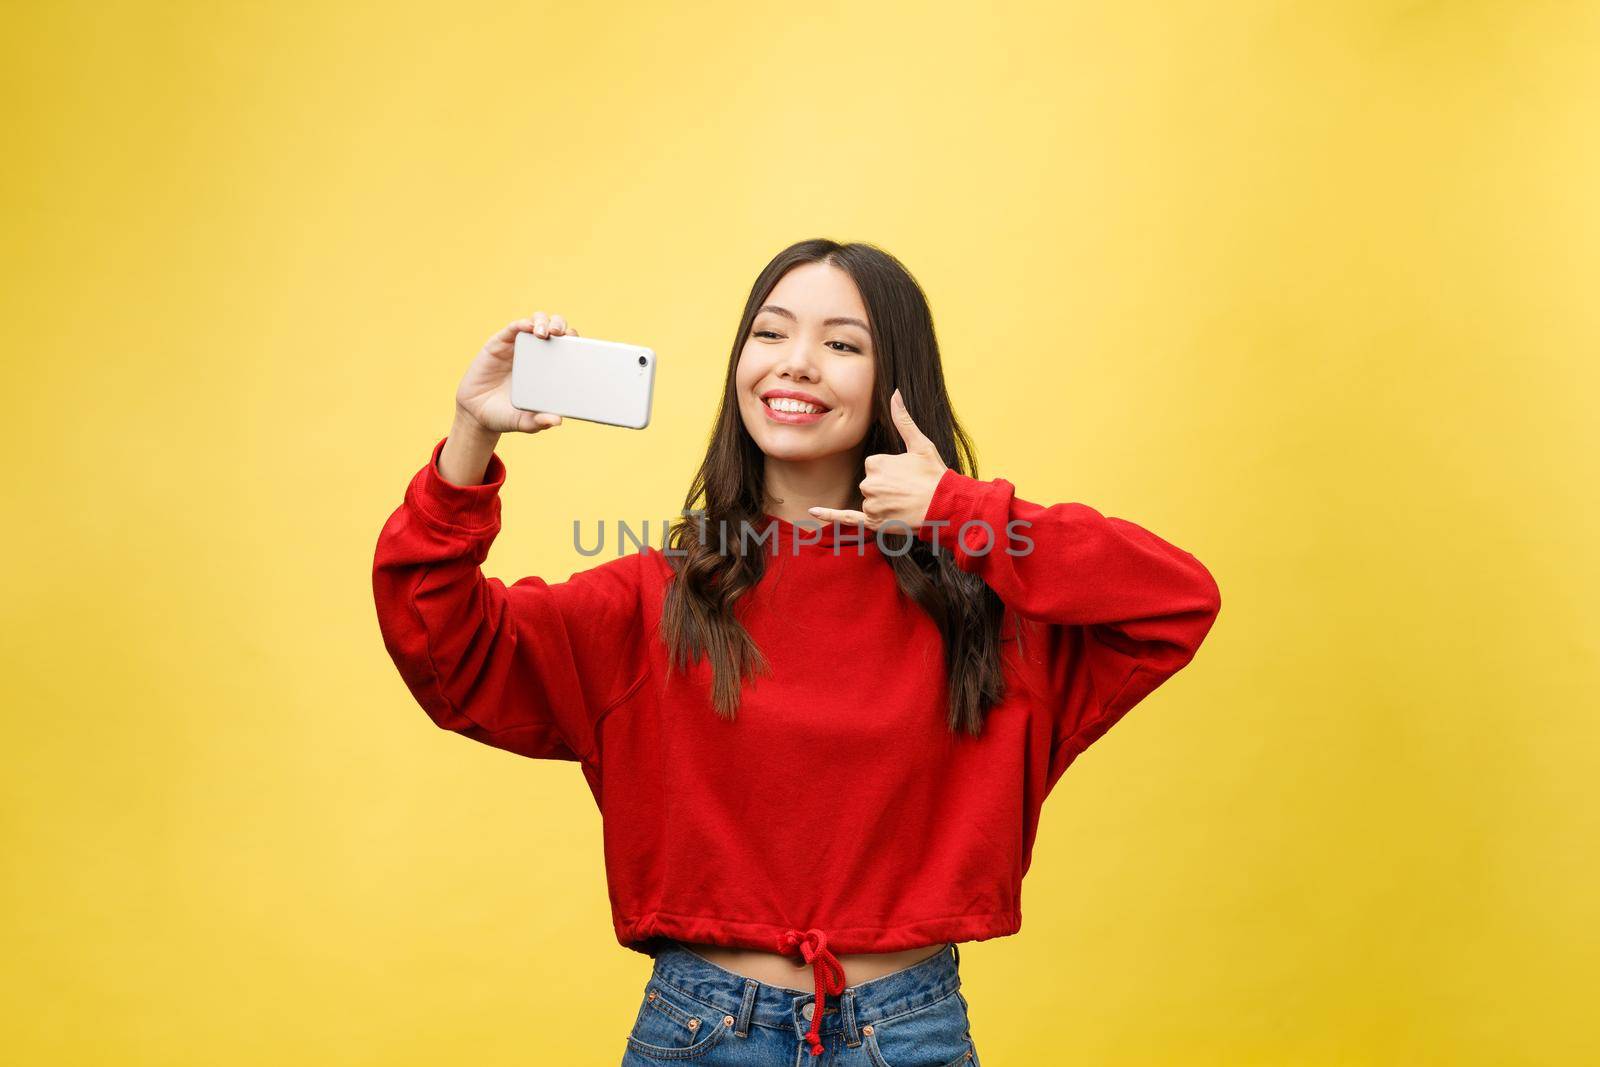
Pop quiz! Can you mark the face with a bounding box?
[735,261,877,464]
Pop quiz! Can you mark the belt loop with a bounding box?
[841,987,861,1047]
[734,977,758,1038]
[951,941,961,967]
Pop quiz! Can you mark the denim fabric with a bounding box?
[620,940,979,1066]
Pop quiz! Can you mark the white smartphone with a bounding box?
[511,331,656,429]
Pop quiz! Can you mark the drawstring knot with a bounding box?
[777,927,847,1057]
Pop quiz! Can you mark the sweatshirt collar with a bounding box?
[758,512,875,554]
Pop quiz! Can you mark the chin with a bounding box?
[753,436,830,462]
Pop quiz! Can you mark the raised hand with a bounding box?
[807,388,948,533]
[455,311,579,435]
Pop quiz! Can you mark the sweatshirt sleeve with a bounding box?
[915,468,1221,771]
[371,435,650,767]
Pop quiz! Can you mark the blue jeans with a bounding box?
[620,940,980,1066]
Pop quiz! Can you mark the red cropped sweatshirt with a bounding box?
[372,436,1221,1056]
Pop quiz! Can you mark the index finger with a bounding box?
[806,507,869,527]
[499,317,543,338]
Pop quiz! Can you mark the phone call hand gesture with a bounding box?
[455,312,577,435]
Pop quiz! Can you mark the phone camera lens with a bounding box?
[637,355,647,366]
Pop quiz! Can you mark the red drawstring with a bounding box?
[777,927,847,1057]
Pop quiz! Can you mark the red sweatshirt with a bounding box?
[373,436,1220,1051]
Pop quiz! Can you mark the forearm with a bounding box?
[437,410,502,488]
[918,470,1220,649]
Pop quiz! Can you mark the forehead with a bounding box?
[758,261,869,325]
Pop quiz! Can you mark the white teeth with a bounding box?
[765,397,825,414]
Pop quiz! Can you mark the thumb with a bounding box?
[890,388,937,456]
[518,410,562,432]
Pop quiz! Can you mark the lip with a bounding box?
[759,388,831,425]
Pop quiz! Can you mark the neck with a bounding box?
[761,450,863,523]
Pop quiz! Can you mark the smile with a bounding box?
[764,397,827,414]
[760,392,831,425]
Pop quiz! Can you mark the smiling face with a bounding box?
[735,260,877,472]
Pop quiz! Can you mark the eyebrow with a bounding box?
[756,304,872,335]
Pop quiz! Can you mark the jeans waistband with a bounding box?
[648,940,962,1040]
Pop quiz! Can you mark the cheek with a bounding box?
[835,363,876,409]
[734,345,765,392]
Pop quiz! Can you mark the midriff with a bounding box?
[675,940,951,991]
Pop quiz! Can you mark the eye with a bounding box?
[751,329,860,353]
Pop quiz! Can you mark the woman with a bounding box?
[372,239,1222,1064]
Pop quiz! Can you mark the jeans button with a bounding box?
[802,1003,814,1020]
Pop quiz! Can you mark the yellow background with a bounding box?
[5,1,1596,1063]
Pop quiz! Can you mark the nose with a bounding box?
[773,341,822,381]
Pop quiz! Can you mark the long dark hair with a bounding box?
[661,239,1011,736]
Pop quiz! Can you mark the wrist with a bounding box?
[450,407,501,448]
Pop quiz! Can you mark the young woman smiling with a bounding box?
[373,239,1222,1064]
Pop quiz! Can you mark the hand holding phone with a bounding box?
[511,330,656,430]
[454,313,578,436]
